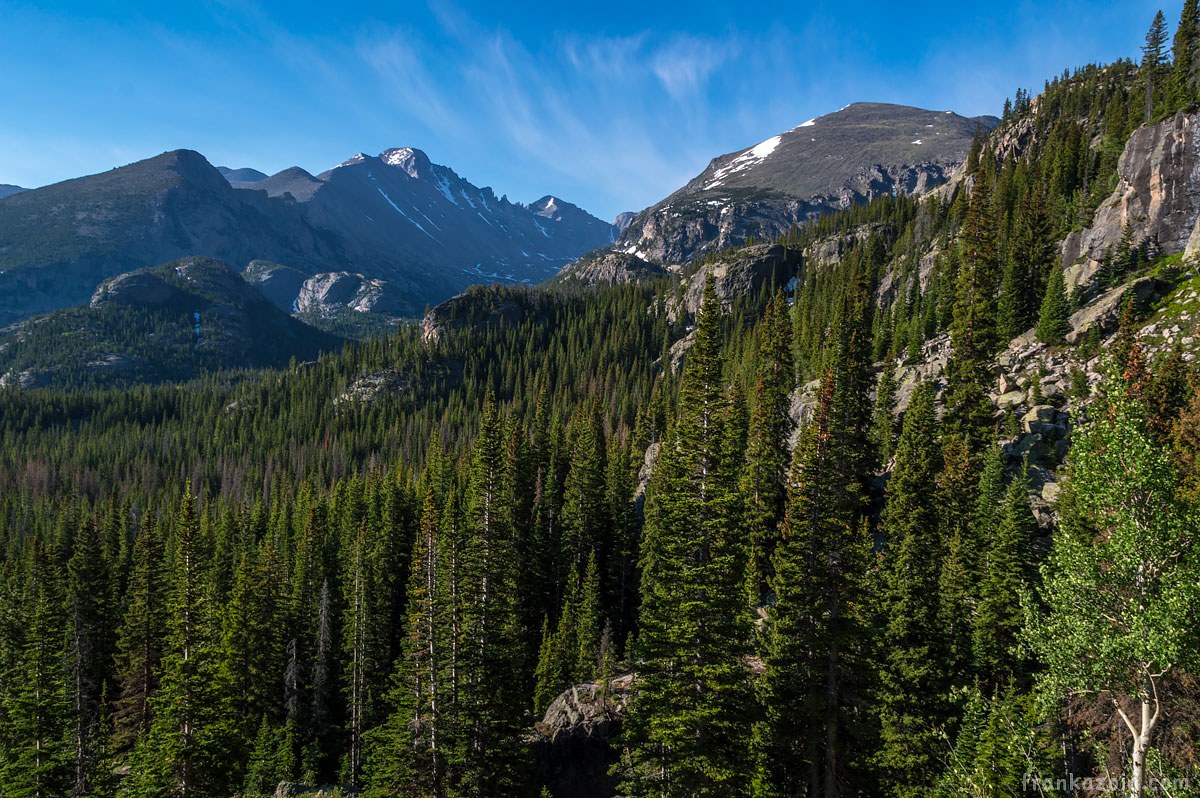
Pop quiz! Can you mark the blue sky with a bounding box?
[0,0,1177,220]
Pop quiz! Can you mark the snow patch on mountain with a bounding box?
[704,135,783,190]
[336,153,368,168]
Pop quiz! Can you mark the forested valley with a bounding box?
[5,7,1200,798]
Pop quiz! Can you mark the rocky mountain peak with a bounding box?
[380,147,433,179]
[609,102,999,264]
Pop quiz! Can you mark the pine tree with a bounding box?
[128,490,234,798]
[1035,266,1070,345]
[560,402,607,571]
[876,384,947,795]
[113,516,168,752]
[0,543,72,798]
[741,294,795,601]
[945,179,1002,450]
[366,486,448,798]
[973,467,1036,692]
[935,436,979,681]
[622,274,752,798]
[66,514,112,795]
[1143,10,1170,122]
[753,368,874,797]
[456,399,527,797]
[871,366,899,465]
[1173,0,1200,109]
[574,551,602,681]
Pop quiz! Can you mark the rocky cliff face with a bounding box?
[668,242,801,322]
[1063,111,1200,288]
[244,261,411,319]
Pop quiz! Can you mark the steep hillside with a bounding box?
[0,256,344,389]
[0,150,356,326]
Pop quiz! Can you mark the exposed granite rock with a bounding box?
[244,261,411,318]
[554,251,666,286]
[421,287,551,343]
[1065,276,1162,343]
[533,675,633,798]
[90,271,179,308]
[296,272,408,318]
[669,243,800,322]
[1064,111,1200,288]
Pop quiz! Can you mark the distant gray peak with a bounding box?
[380,147,433,179]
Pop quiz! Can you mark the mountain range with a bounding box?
[0,147,616,327]
[0,100,997,385]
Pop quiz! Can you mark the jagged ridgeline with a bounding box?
[3,7,1200,798]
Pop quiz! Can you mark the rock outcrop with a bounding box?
[554,251,666,286]
[244,261,412,319]
[1063,111,1200,288]
[669,242,801,321]
[533,675,633,798]
[421,286,552,343]
[1065,275,1162,343]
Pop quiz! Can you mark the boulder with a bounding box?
[1020,405,1058,434]
[534,675,633,798]
[996,390,1026,409]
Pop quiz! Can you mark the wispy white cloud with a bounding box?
[649,34,738,100]
[348,17,773,216]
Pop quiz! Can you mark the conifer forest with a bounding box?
[6,5,1200,798]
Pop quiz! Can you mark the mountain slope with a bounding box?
[0,150,357,326]
[0,256,344,389]
[615,102,997,263]
[0,148,614,327]
[0,185,24,200]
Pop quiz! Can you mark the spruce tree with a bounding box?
[1143,10,1170,122]
[973,466,1036,692]
[945,179,1002,450]
[1173,0,1200,108]
[741,294,795,601]
[622,274,752,798]
[113,517,168,751]
[1035,266,1070,345]
[456,399,527,797]
[561,402,607,571]
[1,543,72,797]
[128,491,234,798]
[366,486,448,798]
[753,368,874,797]
[876,384,947,795]
[67,514,113,796]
